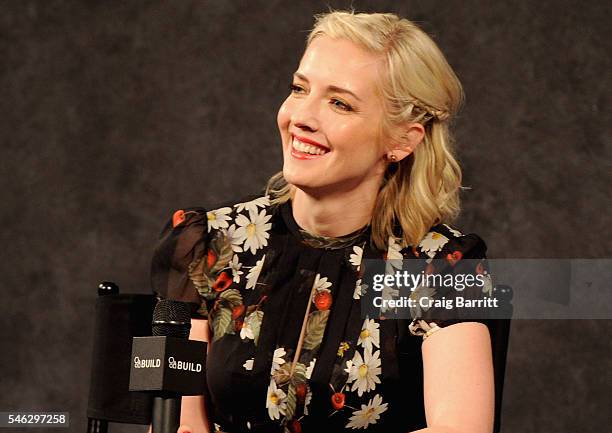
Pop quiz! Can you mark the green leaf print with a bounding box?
[189,230,233,299]
[290,362,307,386]
[220,288,243,307]
[212,306,232,342]
[188,255,215,296]
[285,382,297,420]
[302,310,330,351]
[210,231,233,274]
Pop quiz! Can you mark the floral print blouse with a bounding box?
[151,194,491,433]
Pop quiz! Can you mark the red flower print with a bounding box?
[288,419,302,433]
[206,249,217,269]
[314,291,332,311]
[296,383,308,404]
[476,262,485,274]
[231,305,245,320]
[213,271,232,292]
[172,210,185,228]
[331,392,345,410]
[446,250,463,266]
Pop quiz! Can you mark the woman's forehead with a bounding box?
[297,36,382,98]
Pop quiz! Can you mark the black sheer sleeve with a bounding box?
[150,207,211,319]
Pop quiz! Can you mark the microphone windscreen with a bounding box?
[152,299,192,338]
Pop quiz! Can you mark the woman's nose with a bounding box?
[290,96,319,132]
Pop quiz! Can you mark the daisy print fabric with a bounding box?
[407,224,491,340]
[150,193,490,432]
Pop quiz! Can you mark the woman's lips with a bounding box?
[291,147,327,160]
[290,135,330,160]
[292,134,329,150]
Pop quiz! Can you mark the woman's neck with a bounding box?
[291,184,379,237]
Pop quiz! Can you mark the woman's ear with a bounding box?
[387,122,425,162]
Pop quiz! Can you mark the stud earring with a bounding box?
[388,153,397,162]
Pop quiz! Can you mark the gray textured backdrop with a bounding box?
[1,1,610,432]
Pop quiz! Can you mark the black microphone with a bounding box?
[151,300,190,433]
[129,299,207,433]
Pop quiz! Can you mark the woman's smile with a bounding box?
[290,134,330,160]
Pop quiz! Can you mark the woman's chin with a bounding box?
[283,174,318,193]
[283,166,307,187]
[283,175,310,191]
[283,164,338,195]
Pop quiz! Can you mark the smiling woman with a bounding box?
[278,36,392,226]
[151,9,494,433]
[270,11,465,253]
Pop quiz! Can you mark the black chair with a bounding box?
[87,282,155,433]
[487,284,514,433]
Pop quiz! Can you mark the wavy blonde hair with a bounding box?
[266,10,465,251]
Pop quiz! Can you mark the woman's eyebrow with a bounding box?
[293,72,362,102]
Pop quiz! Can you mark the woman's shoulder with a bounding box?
[164,192,275,233]
[205,193,275,228]
[404,222,491,340]
[150,192,276,317]
[406,222,488,260]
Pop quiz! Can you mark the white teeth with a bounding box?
[292,137,328,155]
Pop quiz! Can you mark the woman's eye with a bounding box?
[289,83,353,112]
[331,98,353,112]
[289,83,303,93]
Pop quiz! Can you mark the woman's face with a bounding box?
[277,35,389,197]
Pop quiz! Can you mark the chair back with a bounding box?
[87,282,155,432]
[488,284,514,433]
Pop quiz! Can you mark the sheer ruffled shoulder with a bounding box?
[150,208,211,319]
[408,223,493,340]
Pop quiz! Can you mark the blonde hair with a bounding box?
[267,9,465,251]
